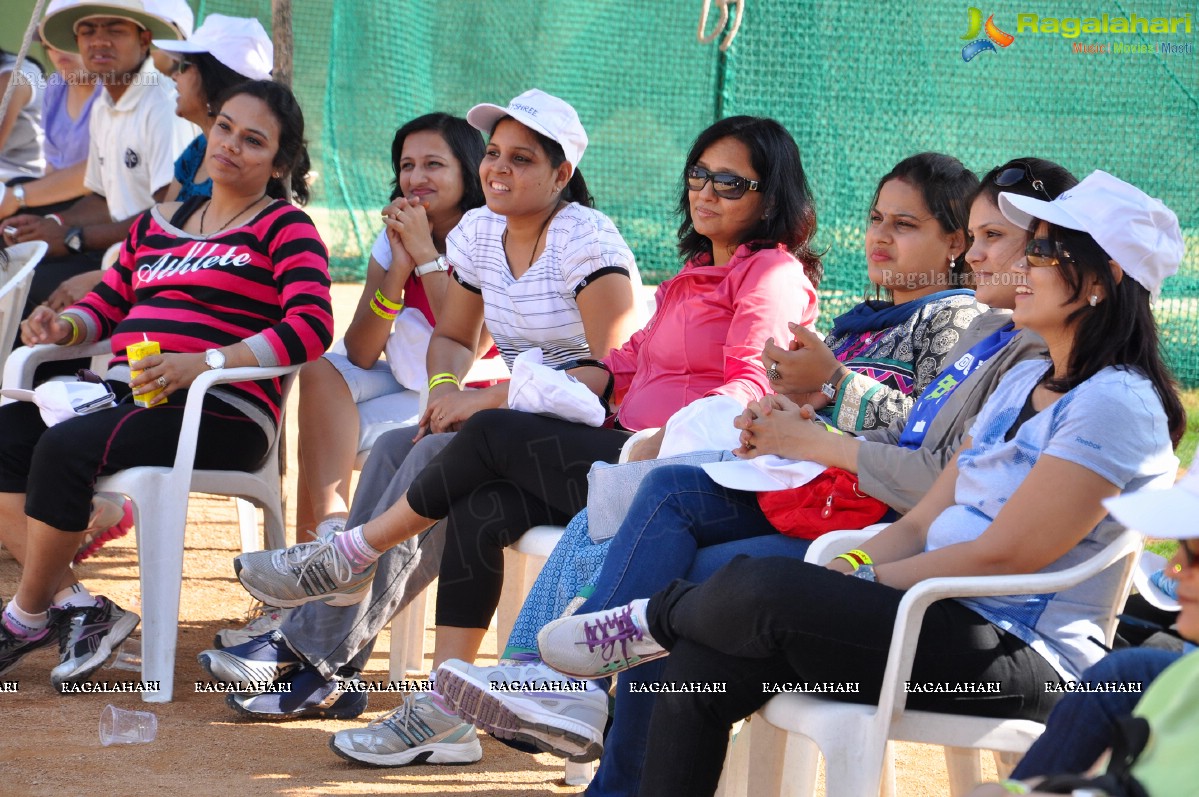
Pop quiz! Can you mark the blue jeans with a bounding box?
[1010,646,1181,778]
[577,464,787,616]
[582,464,813,797]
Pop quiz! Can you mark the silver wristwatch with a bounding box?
[204,348,226,370]
[13,184,27,209]
[852,563,877,583]
[414,255,448,277]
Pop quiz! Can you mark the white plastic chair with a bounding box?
[721,526,1144,797]
[3,341,299,703]
[0,240,48,377]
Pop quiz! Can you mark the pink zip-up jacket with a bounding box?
[605,243,819,431]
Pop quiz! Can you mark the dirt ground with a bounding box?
[0,284,997,797]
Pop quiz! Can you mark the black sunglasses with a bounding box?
[1024,238,1075,269]
[175,59,194,74]
[686,165,760,200]
[995,162,1051,201]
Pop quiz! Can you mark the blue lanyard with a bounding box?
[898,323,1018,450]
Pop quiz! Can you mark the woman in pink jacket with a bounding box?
[233,115,820,766]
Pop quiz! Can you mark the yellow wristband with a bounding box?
[835,553,862,571]
[999,781,1031,795]
[429,372,459,383]
[59,314,81,346]
[374,288,404,311]
[847,549,873,566]
[428,377,460,391]
[369,300,395,320]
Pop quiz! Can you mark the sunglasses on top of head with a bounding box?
[994,162,1051,201]
[686,165,760,200]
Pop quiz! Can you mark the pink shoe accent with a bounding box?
[74,500,134,564]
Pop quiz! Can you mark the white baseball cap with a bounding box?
[467,89,588,169]
[40,0,191,53]
[999,170,1184,299]
[153,14,273,81]
[1105,468,1199,543]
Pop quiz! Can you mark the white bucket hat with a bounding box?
[153,14,273,81]
[999,170,1184,299]
[467,89,588,169]
[40,0,191,53]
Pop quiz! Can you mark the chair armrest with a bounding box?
[3,341,113,395]
[804,525,889,565]
[876,528,1143,720]
[169,364,300,474]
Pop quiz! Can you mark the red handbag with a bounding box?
[756,467,889,539]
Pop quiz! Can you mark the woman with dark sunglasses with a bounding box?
[547,171,1185,797]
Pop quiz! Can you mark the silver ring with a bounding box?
[766,362,782,381]
[156,376,168,388]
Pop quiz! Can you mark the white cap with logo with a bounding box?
[467,89,588,169]
[999,170,1184,299]
[153,14,274,82]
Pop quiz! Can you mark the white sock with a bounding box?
[315,516,347,538]
[630,598,651,632]
[53,583,97,610]
[3,599,48,637]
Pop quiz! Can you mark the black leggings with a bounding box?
[638,556,1064,797]
[0,382,270,530]
[406,408,630,629]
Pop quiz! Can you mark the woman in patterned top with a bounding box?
[0,80,332,690]
[765,151,983,432]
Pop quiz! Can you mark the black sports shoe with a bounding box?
[0,618,58,677]
[197,630,303,688]
[50,597,140,690]
[227,666,368,720]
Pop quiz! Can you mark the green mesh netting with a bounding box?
[11,0,1198,382]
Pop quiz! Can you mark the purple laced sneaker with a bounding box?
[537,599,667,679]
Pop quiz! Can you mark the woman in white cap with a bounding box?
[201,114,820,759]
[970,470,1199,797]
[199,88,641,722]
[152,14,273,203]
[540,171,1186,797]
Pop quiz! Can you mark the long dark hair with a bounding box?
[491,117,594,208]
[389,113,485,212]
[186,52,249,116]
[1040,226,1185,445]
[216,80,310,205]
[872,152,978,287]
[677,116,822,287]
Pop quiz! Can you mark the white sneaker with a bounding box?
[328,692,482,767]
[537,598,666,679]
[435,658,607,762]
[214,603,290,649]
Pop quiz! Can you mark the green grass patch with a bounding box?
[1146,539,1179,560]
[1179,389,1199,470]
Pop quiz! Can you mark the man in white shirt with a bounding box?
[1,0,194,311]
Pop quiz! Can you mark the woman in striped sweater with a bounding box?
[0,80,333,690]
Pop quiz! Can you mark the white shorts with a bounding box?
[323,351,405,404]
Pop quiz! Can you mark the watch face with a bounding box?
[65,231,83,252]
[205,349,225,369]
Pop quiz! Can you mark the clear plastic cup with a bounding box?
[106,636,142,672]
[99,704,157,746]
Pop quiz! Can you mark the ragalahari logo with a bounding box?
[961,7,1015,61]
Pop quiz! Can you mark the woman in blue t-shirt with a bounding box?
[538,171,1187,797]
